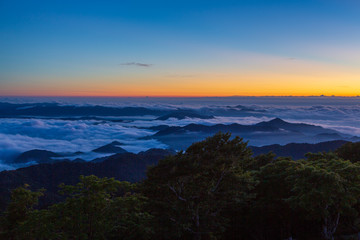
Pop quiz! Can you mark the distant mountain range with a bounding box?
[4,118,358,168]
[0,102,211,120]
[0,102,164,117]
[2,102,357,149]
[0,102,283,119]
[0,102,280,122]
[153,118,339,136]
[144,118,359,149]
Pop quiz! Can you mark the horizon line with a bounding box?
[0,95,360,98]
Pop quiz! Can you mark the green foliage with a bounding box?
[0,176,153,240]
[245,158,299,239]
[243,152,276,171]
[336,142,360,163]
[142,132,256,239]
[108,193,154,240]
[48,175,123,240]
[2,134,360,240]
[0,184,44,240]
[288,153,360,239]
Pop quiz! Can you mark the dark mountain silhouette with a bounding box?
[250,140,348,160]
[0,102,270,119]
[0,149,175,210]
[153,118,338,137]
[147,125,170,131]
[72,158,86,163]
[92,141,127,154]
[91,156,111,163]
[13,150,61,164]
[146,118,354,149]
[351,136,360,141]
[255,118,333,134]
[314,133,348,141]
[0,102,166,118]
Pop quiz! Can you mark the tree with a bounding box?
[336,142,360,163]
[0,184,44,240]
[13,175,153,240]
[247,158,299,240]
[142,132,256,240]
[52,175,122,239]
[242,152,276,171]
[107,191,154,240]
[287,153,360,240]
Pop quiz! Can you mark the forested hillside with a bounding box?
[1,134,360,240]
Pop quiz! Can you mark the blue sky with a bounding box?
[1,0,360,96]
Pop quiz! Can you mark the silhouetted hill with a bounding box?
[255,118,334,134]
[0,149,174,210]
[250,140,348,160]
[14,150,61,164]
[92,141,127,154]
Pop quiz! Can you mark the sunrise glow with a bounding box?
[1,0,360,97]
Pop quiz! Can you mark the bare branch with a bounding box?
[168,184,187,202]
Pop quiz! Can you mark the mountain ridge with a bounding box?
[144,118,357,149]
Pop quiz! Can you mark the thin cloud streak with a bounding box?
[120,62,153,67]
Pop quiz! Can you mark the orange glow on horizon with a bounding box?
[1,92,359,98]
[1,85,359,98]
[2,46,360,98]
[1,65,359,98]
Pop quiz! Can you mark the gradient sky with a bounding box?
[1,0,360,97]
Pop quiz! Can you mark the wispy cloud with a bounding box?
[120,62,153,67]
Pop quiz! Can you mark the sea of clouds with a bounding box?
[0,118,167,171]
[0,96,359,171]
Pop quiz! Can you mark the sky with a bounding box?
[1,0,360,97]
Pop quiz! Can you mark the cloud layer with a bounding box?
[0,118,167,169]
[0,97,359,171]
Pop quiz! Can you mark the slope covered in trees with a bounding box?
[1,133,360,240]
[0,149,174,210]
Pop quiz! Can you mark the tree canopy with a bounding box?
[1,133,360,240]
